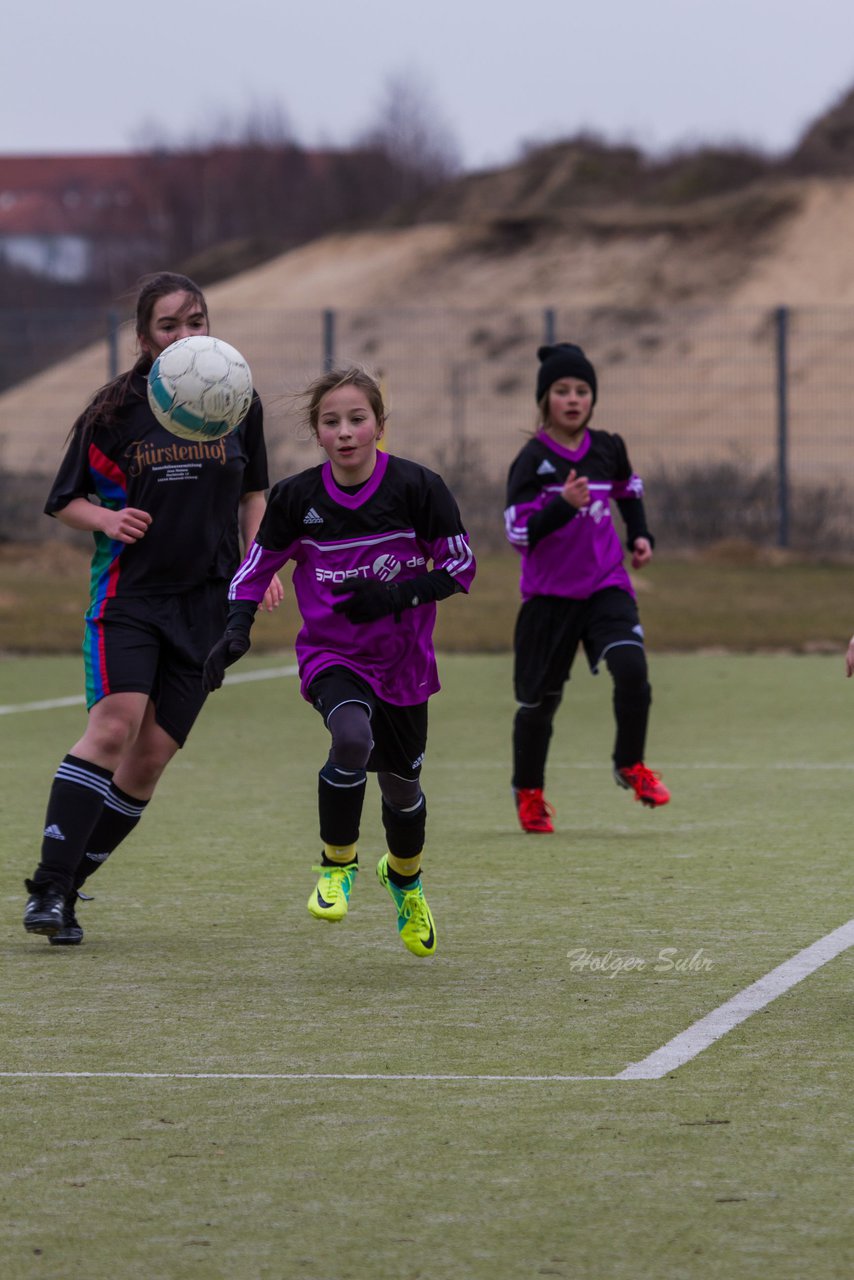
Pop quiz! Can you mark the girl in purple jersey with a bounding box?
[22,272,282,946]
[204,365,476,957]
[504,342,669,834]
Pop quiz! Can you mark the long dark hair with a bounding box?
[75,272,208,436]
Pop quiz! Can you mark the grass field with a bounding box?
[4,540,854,654]
[2,649,852,1279]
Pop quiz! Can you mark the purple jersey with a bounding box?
[230,452,476,705]
[504,428,652,601]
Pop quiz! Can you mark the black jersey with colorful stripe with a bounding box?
[44,371,269,604]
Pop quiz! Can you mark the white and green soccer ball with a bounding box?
[147,335,253,441]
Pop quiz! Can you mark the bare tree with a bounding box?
[356,69,462,205]
[130,101,312,260]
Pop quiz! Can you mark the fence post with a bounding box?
[107,310,120,380]
[322,309,336,371]
[775,306,790,549]
[543,307,556,346]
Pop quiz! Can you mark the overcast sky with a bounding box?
[3,1,854,171]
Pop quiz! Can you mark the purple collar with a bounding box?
[322,450,389,507]
[538,428,590,462]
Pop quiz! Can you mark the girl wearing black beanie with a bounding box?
[504,342,669,833]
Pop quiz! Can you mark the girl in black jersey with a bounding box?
[22,272,281,945]
[505,342,669,834]
[204,366,476,958]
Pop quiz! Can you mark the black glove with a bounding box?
[202,600,258,692]
[202,631,251,692]
[331,579,402,623]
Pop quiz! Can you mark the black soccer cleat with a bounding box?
[48,892,85,946]
[23,879,66,937]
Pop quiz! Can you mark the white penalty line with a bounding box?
[0,666,298,716]
[616,916,854,1079]
[3,919,851,1085]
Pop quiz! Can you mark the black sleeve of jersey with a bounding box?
[610,433,632,481]
[610,434,655,550]
[253,474,303,550]
[395,567,459,608]
[506,442,578,550]
[332,568,458,623]
[506,444,542,507]
[526,496,578,550]
[415,467,469,541]
[616,497,655,550]
[239,394,269,495]
[44,417,91,516]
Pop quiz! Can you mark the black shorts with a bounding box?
[83,582,228,747]
[513,587,645,706]
[308,666,428,778]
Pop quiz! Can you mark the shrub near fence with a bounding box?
[4,304,854,552]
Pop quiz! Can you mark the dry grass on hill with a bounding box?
[5,172,854,512]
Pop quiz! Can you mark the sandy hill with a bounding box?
[214,177,854,310]
[4,157,854,504]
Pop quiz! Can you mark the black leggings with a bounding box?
[512,643,651,790]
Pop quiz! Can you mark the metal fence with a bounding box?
[3,303,854,551]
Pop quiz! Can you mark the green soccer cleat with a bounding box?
[307,861,358,922]
[376,855,437,958]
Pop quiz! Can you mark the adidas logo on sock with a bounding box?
[85,850,111,863]
[303,507,324,525]
[43,824,66,841]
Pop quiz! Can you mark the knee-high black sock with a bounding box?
[512,694,561,790]
[606,646,651,768]
[612,684,651,767]
[74,783,149,890]
[381,796,427,887]
[382,795,426,858]
[32,754,113,894]
[318,760,367,849]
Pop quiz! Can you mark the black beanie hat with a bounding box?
[535,343,597,404]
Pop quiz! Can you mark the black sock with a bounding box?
[318,761,366,848]
[74,783,149,889]
[606,648,651,768]
[33,754,113,894]
[381,795,426,862]
[387,864,421,889]
[512,714,553,790]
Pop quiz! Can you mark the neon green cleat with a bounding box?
[376,855,437,958]
[307,861,358,922]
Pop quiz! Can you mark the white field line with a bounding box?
[2,675,854,773]
[222,664,298,685]
[2,919,851,1085]
[1,669,851,1079]
[3,678,854,778]
[0,665,299,716]
[0,1071,613,1082]
[616,916,854,1080]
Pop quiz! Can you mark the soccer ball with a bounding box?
[147,335,254,441]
